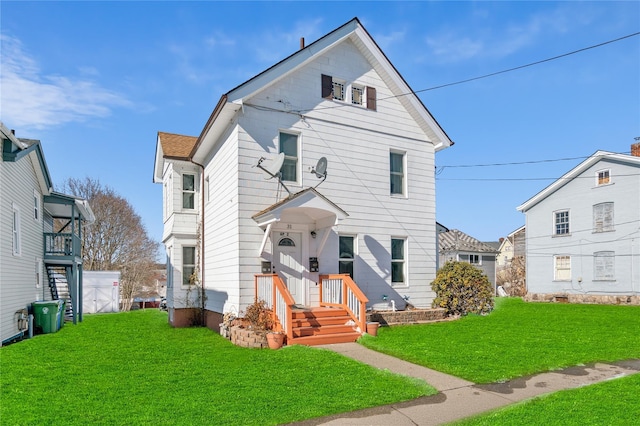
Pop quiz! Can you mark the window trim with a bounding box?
[12,203,21,256]
[182,246,196,286]
[593,202,614,233]
[182,173,196,210]
[391,237,407,286]
[595,169,611,186]
[553,255,571,281]
[36,258,43,288]
[593,251,615,281]
[279,131,300,183]
[554,210,570,236]
[390,150,407,197]
[338,235,356,279]
[33,190,40,222]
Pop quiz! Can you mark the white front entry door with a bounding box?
[273,232,304,305]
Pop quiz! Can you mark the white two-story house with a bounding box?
[153,18,453,344]
[517,144,640,304]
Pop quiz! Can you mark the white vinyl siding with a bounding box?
[593,202,614,233]
[594,251,615,281]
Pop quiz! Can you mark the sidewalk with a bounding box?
[290,343,640,426]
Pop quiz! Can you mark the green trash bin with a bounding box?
[58,300,66,330]
[32,301,61,334]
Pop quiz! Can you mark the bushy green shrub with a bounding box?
[431,261,494,316]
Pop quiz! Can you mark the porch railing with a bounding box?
[319,274,368,333]
[44,233,81,257]
[255,274,295,341]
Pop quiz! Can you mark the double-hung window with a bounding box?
[33,190,40,221]
[596,169,610,186]
[339,236,355,278]
[182,174,195,209]
[554,255,571,281]
[182,247,196,286]
[391,238,406,285]
[390,151,405,196]
[554,210,570,235]
[593,202,614,233]
[594,251,615,281]
[279,132,298,182]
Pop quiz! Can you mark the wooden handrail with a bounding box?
[255,274,295,341]
[319,274,369,333]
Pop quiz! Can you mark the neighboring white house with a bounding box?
[1,123,94,345]
[153,18,453,341]
[517,144,640,304]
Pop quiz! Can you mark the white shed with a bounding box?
[82,271,120,314]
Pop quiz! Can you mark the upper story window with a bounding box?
[182,174,195,209]
[12,203,21,256]
[339,235,355,278]
[33,190,40,221]
[321,74,376,111]
[390,151,406,196]
[391,237,406,285]
[596,169,611,186]
[593,202,614,233]
[554,210,570,236]
[279,132,298,182]
[351,85,364,105]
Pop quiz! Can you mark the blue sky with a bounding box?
[2,1,638,246]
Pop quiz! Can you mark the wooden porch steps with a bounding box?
[288,307,362,346]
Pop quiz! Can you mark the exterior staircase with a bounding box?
[46,265,74,321]
[288,307,362,346]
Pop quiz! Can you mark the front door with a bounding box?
[273,232,304,305]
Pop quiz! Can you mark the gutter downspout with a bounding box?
[191,159,206,326]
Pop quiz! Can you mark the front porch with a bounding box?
[255,273,367,346]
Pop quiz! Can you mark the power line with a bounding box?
[436,172,640,182]
[437,152,631,169]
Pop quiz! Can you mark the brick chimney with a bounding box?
[632,142,640,157]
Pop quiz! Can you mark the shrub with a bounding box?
[431,261,494,316]
[242,299,274,331]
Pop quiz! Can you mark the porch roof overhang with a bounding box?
[44,192,96,224]
[251,188,348,229]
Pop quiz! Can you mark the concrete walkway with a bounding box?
[290,343,640,426]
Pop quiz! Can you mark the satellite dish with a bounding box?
[256,152,285,179]
[310,157,328,188]
[313,157,327,178]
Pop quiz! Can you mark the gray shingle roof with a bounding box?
[439,229,500,254]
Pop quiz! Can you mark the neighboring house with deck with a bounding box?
[517,144,640,304]
[153,18,454,345]
[1,123,94,345]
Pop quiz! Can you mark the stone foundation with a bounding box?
[525,293,640,306]
[367,308,447,326]
[229,326,268,349]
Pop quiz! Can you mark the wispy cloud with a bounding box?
[0,34,131,130]
[424,5,594,64]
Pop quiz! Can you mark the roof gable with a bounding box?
[1,122,53,193]
[153,131,198,183]
[190,17,453,162]
[439,229,499,254]
[517,151,640,212]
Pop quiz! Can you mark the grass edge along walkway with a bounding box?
[1,309,435,425]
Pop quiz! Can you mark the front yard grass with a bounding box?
[360,298,640,383]
[454,373,640,425]
[1,310,434,425]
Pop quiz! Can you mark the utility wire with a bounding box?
[437,152,631,169]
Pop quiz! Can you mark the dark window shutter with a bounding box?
[366,86,377,110]
[321,74,333,99]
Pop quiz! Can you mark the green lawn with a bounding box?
[360,298,640,383]
[454,373,640,425]
[1,310,434,425]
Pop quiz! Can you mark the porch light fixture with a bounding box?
[310,231,317,238]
